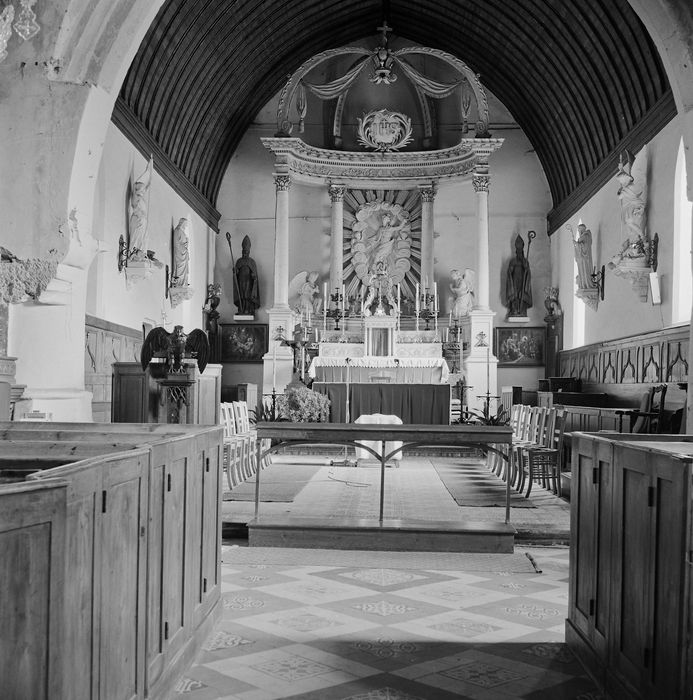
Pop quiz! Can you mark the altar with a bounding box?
[309,356,449,384]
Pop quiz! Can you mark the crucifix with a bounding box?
[377,20,392,44]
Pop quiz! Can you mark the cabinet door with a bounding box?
[161,450,190,657]
[99,455,148,700]
[194,436,222,626]
[570,436,611,658]
[610,445,688,699]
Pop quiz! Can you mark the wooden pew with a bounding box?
[0,422,223,700]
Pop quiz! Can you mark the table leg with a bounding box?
[254,437,263,520]
[505,446,512,524]
[379,439,386,524]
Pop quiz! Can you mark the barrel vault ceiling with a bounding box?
[116,0,674,229]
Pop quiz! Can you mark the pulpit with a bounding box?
[112,361,222,424]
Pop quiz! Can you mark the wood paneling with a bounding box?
[567,433,693,699]
[0,481,66,700]
[0,422,224,700]
[559,325,689,387]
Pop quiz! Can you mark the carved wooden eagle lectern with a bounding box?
[141,325,210,373]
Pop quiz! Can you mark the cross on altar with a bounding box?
[377,21,392,43]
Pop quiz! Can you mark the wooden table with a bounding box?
[255,422,514,523]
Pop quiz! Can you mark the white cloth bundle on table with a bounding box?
[354,413,403,463]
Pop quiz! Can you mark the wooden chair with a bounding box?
[513,406,548,491]
[232,401,257,480]
[524,406,566,497]
[616,384,668,434]
[220,402,244,489]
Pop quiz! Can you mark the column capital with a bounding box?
[274,174,292,192]
[419,185,436,202]
[472,174,490,193]
[328,184,346,202]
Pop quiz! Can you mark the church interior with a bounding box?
[2,1,693,698]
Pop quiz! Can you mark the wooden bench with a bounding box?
[0,422,223,700]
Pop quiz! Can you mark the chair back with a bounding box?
[632,384,667,433]
[220,402,237,437]
[233,401,251,432]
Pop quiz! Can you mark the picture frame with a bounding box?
[219,323,268,363]
[494,326,546,367]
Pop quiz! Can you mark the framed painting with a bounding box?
[494,326,545,367]
[219,323,268,363]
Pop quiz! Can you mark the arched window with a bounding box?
[673,138,692,323]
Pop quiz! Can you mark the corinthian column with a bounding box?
[329,184,346,295]
[273,173,292,309]
[419,185,436,290]
[473,173,490,310]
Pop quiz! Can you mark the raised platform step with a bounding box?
[247,516,516,553]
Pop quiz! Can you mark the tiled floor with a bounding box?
[177,545,603,699]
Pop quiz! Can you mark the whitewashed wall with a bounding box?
[553,116,684,349]
[88,124,213,334]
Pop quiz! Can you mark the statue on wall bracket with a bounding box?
[608,147,659,302]
[505,231,534,320]
[351,200,411,315]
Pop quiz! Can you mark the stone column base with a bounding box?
[462,310,498,415]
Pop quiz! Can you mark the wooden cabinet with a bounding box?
[112,362,222,425]
[567,433,693,700]
[0,481,67,700]
[0,422,223,700]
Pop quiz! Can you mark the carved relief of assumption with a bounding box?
[350,201,412,289]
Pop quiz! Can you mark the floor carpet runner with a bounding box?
[223,463,321,502]
[432,460,537,508]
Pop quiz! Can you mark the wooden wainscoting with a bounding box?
[558,324,689,386]
[85,315,142,423]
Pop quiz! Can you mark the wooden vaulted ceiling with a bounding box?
[117,0,673,227]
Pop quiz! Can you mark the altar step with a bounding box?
[246,516,515,553]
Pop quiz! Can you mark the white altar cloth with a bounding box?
[308,356,449,383]
[354,413,403,462]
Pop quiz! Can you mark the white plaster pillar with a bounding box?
[328,184,346,295]
[272,173,292,310]
[419,185,436,289]
[264,173,294,395]
[473,173,491,310]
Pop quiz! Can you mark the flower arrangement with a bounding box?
[276,386,330,422]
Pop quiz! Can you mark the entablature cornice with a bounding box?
[261,137,503,188]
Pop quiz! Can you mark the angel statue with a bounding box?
[289,270,322,317]
[449,268,475,319]
[128,156,154,261]
[610,148,650,269]
[141,325,209,374]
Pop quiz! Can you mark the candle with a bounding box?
[434,283,438,312]
[449,309,453,325]
[272,343,277,388]
[323,282,327,308]
[445,328,449,342]
[342,284,346,311]
[415,282,420,312]
[486,346,490,395]
[397,284,401,312]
